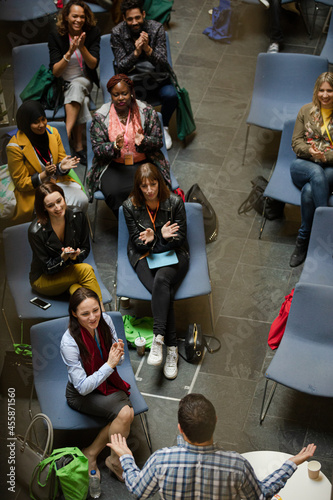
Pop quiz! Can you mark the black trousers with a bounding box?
[135,253,189,346]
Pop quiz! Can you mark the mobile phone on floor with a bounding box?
[30,297,51,310]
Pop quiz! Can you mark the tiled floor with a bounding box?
[1,1,333,498]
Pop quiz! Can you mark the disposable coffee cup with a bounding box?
[120,297,130,309]
[307,460,321,479]
[135,337,146,356]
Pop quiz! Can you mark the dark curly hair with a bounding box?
[56,0,97,35]
[107,74,135,95]
[120,0,144,16]
[178,394,217,444]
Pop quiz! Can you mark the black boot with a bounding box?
[289,237,309,268]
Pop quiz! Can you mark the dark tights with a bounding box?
[135,253,189,346]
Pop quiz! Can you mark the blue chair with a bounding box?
[116,203,214,332]
[299,207,333,286]
[260,282,333,423]
[12,42,66,120]
[1,222,112,339]
[30,312,152,452]
[243,53,328,164]
[320,11,333,63]
[0,0,57,21]
[99,33,116,104]
[259,120,333,237]
[85,112,179,240]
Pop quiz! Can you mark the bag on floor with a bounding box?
[183,323,221,363]
[185,183,218,243]
[123,315,154,349]
[268,289,294,350]
[203,0,232,43]
[238,176,285,220]
[14,413,58,500]
[167,65,196,141]
[143,0,174,25]
[0,348,33,398]
[32,447,89,500]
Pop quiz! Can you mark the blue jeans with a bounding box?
[290,158,333,240]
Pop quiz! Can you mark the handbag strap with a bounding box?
[203,334,221,354]
[22,413,53,458]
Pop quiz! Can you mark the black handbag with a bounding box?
[185,183,218,243]
[238,176,285,220]
[183,323,221,363]
[128,60,171,98]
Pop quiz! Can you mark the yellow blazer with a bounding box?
[7,125,76,223]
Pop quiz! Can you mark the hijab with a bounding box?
[16,101,50,163]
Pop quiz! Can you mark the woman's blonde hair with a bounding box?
[56,0,97,35]
[313,72,333,108]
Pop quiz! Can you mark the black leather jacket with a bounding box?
[122,193,189,269]
[28,206,90,283]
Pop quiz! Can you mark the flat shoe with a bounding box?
[75,149,87,166]
[105,456,125,482]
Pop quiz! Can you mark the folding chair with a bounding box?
[30,312,152,452]
[116,203,214,333]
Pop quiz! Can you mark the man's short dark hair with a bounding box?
[178,394,216,444]
[121,0,144,15]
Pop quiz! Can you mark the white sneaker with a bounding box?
[164,127,172,150]
[163,346,178,379]
[259,0,270,8]
[147,334,164,366]
[267,43,279,53]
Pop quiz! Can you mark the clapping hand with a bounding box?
[60,155,79,172]
[139,228,155,244]
[161,221,179,239]
[135,131,144,146]
[107,339,125,369]
[44,162,57,177]
[115,132,125,150]
[78,32,86,50]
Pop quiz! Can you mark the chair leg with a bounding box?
[296,1,311,36]
[139,412,153,454]
[310,2,319,39]
[259,197,268,240]
[208,292,215,335]
[242,125,250,166]
[260,379,278,425]
[1,277,20,344]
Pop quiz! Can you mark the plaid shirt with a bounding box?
[120,435,296,499]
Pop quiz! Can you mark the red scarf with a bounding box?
[80,326,130,396]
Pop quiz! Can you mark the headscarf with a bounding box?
[16,100,50,163]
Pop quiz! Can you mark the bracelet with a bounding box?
[63,55,70,63]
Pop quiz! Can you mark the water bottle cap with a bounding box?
[91,470,96,475]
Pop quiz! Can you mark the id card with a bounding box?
[124,153,134,165]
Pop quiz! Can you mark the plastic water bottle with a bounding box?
[89,470,101,499]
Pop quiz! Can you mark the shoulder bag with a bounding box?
[182,323,221,363]
[185,183,218,243]
[167,64,196,141]
[238,176,285,220]
[14,413,58,499]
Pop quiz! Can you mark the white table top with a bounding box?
[242,451,332,500]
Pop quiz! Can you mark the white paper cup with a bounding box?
[307,460,321,479]
[134,337,146,356]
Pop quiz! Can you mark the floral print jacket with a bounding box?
[86,100,171,201]
[292,102,333,163]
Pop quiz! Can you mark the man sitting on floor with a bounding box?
[108,393,316,499]
[110,0,177,150]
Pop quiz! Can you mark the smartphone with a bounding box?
[30,297,51,310]
[64,249,75,254]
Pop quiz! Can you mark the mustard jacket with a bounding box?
[7,125,76,223]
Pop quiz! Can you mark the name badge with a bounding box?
[124,153,134,165]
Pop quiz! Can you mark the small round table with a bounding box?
[242,451,332,500]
